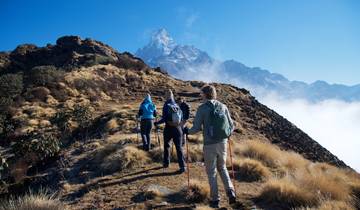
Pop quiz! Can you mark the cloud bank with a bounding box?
[176,64,360,171]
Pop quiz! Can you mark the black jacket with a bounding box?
[180,102,190,121]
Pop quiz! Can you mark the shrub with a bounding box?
[12,131,60,161]
[0,74,23,108]
[28,65,64,87]
[72,104,93,129]
[184,180,210,203]
[0,112,17,138]
[83,54,115,67]
[0,191,66,210]
[27,87,51,101]
[232,158,271,182]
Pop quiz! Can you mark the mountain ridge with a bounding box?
[136,28,360,102]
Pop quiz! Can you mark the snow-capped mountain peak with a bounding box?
[150,28,176,54]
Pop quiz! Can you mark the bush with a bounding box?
[0,112,17,138]
[28,65,64,87]
[83,54,115,67]
[0,74,23,108]
[12,131,60,162]
[72,104,93,129]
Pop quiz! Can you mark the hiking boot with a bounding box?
[227,190,236,204]
[177,167,186,174]
[209,200,220,208]
[229,195,236,205]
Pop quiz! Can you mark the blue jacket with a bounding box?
[138,95,156,120]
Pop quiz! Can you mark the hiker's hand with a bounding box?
[183,127,189,135]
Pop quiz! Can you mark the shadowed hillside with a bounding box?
[0,36,358,210]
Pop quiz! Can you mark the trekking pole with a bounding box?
[136,117,140,145]
[185,134,190,189]
[228,137,236,195]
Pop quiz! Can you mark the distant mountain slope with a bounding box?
[136,29,360,102]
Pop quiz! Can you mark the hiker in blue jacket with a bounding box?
[154,89,186,173]
[138,94,157,151]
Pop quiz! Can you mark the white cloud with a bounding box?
[260,96,360,172]
[176,66,360,171]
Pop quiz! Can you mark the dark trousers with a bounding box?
[140,119,153,151]
[163,125,185,169]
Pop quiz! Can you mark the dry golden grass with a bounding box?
[143,188,164,201]
[295,165,351,201]
[317,201,355,210]
[236,140,281,168]
[258,177,318,208]
[105,118,119,132]
[232,158,271,182]
[100,145,151,174]
[184,180,210,203]
[186,133,203,144]
[149,147,163,162]
[195,205,212,210]
[0,192,66,210]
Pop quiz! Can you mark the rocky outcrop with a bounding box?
[0,36,150,75]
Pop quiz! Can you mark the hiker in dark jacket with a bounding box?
[179,97,191,124]
[138,94,157,151]
[154,89,186,173]
[184,85,236,208]
[178,97,190,146]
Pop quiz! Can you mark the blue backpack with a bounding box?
[167,103,183,126]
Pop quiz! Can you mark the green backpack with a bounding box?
[206,101,232,139]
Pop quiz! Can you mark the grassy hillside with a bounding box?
[0,36,359,209]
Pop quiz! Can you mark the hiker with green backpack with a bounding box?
[154,89,186,174]
[183,85,236,208]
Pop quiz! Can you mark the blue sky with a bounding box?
[1,0,359,85]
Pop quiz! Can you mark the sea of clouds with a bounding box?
[176,64,360,171]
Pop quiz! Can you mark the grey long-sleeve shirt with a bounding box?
[188,100,234,145]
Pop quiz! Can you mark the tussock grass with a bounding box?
[258,177,318,208]
[295,167,351,201]
[236,140,281,168]
[105,118,119,132]
[317,201,355,210]
[232,158,271,182]
[93,144,151,174]
[0,192,66,210]
[143,188,164,201]
[149,143,203,163]
[184,180,210,203]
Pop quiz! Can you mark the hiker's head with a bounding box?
[143,94,152,103]
[177,97,185,103]
[165,89,175,102]
[201,85,217,100]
